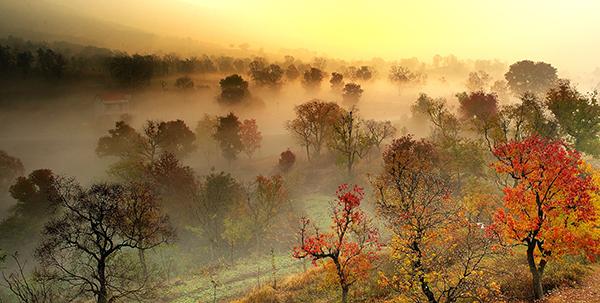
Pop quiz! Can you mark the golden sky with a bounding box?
[43,0,600,72]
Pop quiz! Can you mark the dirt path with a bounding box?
[541,265,600,303]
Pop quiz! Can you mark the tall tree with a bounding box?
[213,113,243,162]
[374,135,496,303]
[286,100,342,160]
[488,136,599,300]
[328,110,371,175]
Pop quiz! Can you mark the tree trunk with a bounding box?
[97,259,108,303]
[341,285,349,303]
[527,243,546,300]
[138,248,147,277]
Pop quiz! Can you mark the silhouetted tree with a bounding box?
[505,60,557,96]
[277,149,296,173]
[285,64,300,81]
[108,54,154,88]
[218,74,250,105]
[287,100,342,160]
[0,150,24,192]
[466,70,491,92]
[302,67,324,89]
[36,48,66,79]
[214,113,243,162]
[330,72,344,89]
[342,83,363,103]
[36,180,174,303]
[9,169,59,218]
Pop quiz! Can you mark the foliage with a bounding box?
[465,70,491,92]
[328,110,372,175]
[249,59,284,88]
[302,67,324,89]
[505,60,557,96]
[342,83,363,104]
[456,90,498,121]
[277,149,296,173]
[240,119,263,158]
[214,113,243,162]
[286,100,342,160]
[546,80,600,156]
[0,150,24,191]
[36,180,174,303]
[375,135,498,303]
[191,171,243,255]
[330,72,344,89]
[389,65,425,85]
[488,136,599,299]
[108,54,154,88]
[219,74,250,105]
[9,169,59,218]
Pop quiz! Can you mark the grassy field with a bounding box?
[162,193,333,303]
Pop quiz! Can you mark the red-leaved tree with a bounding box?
[292,184,379,303]
[488,136,600,299]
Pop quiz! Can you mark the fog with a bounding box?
[1,2,600,303]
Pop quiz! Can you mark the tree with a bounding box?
[329,110,371,175]
[36,180,174,303]
[505,60,558,96]
[487,136,599,300]
[0,150,24,191]
[465,70,491,92]
[278,149,296,173]
[546,80,600,156]
[246,175,288,250]
[330,72,344,89]
[9,169,59,218]
[96,121,145,161]
[239,119,262,158]
[218,74,250,105]
[490,80,510,102]
[354,66,373,81]
[213,113,243,162]
[363,120,397,151]
[374,135,496,303]
[456,91,498,121]
[36,48,66,79]
[16,50,34,76]
[175,76,194,90]
[156,119,196,158]
[293,184,379,303]
[302,67,324,89]
[192,171,243,255]
[389,65,425,85]
[145,152,196,219]
[342,83,363,104]
[195,114,218,160]
[285,64,300,81]
[249,59,283,88]
[286,100,342,160]
[108,54,154,88]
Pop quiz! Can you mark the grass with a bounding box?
[161,193,334,303]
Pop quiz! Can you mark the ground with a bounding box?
[540,265,600,303]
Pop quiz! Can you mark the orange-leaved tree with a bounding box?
[292,184,379,303]
[488,135,600,299]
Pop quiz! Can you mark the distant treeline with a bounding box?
[0,36,507,88]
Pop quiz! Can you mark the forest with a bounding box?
[1,3,600,302]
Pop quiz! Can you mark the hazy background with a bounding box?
[2,0,600,80]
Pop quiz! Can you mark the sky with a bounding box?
[20,0,600,73]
